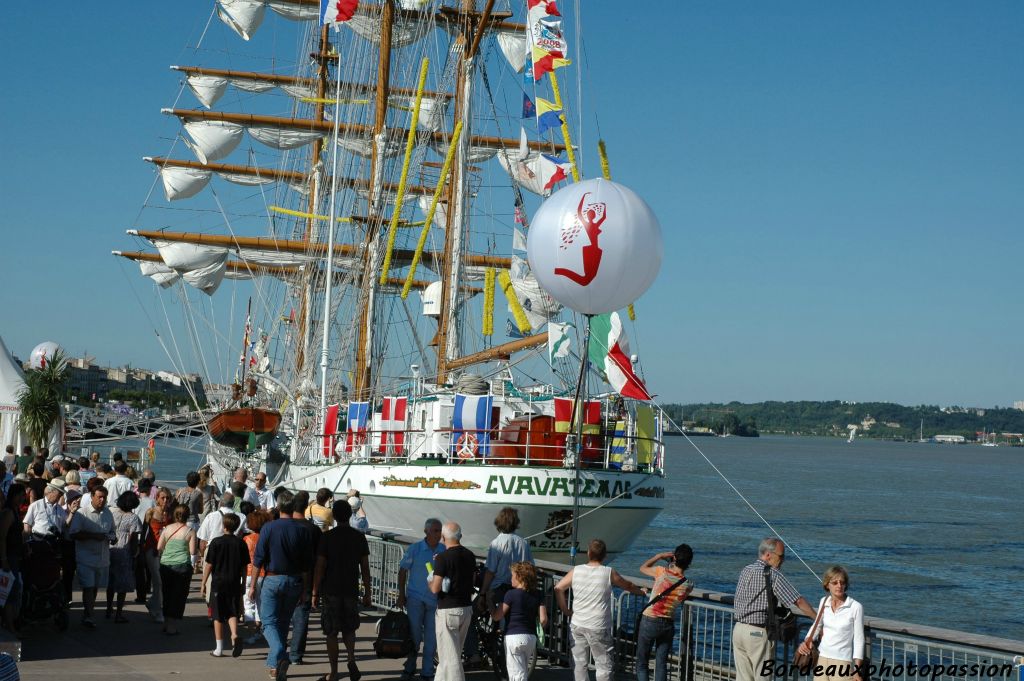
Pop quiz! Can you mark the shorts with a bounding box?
[320,594,360,637]
[210,582,243,622]
[77,563,109,589]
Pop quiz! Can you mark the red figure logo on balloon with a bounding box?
[555,193,606,286]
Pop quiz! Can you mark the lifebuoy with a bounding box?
[455,433,478,460]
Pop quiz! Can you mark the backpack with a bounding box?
[374,609,414,658]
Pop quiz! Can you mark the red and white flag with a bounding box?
[378,396,408,454]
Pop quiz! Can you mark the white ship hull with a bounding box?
[211,456,666,561]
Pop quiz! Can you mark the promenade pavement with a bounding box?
[15,583,568,681]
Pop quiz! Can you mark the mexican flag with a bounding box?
[587,312,652,401]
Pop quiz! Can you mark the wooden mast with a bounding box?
[127,229,512,268]
[351,0,395,401]
[435,0,497,386]
[294,24,333,375]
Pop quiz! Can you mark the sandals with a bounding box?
[231,637,243,658]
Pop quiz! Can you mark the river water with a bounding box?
[87,434,1024,640]
[614,435,1024,641]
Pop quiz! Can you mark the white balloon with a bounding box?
[30,341,61,369]
[527,178,662,314]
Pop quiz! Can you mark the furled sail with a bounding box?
[496,28,528,73]
[346,11,432,48]
[509,272,562,330]
[182,120,245,164]
[139,261,181,288]
[158,166,212,201]
[417,196,447,229]
[248,126,323,150]
[216,0,265,41]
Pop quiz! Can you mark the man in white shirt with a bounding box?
[232,467,261,507]
[252,472,275,509]
[24,478,72,538]
[69,485,115,627]
[197,492,237,555]
[103,461,134,501]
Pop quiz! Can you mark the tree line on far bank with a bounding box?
[661,400,1024,441]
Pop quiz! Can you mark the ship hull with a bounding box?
[210,456,666,561]
[207,408,282,450]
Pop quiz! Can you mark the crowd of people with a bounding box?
[0,443,867,681]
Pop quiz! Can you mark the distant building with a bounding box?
[860,415,876,431]
[884,421,901,429]
[37,355,206,405]
[1014,401,1024,411]
[934,434,966,444]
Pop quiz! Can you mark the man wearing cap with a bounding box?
[69,486,115,628]
[24,477,72,539]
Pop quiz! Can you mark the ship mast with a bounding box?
[294,25,333,377]
[435,0,499,385]
[349,1,395,401]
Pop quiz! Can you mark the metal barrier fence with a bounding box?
[366,534,1023,681]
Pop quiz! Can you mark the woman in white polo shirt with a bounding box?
[798,565,865,681]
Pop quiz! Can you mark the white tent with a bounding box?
[0,335,28,454]
[0,336,63,454]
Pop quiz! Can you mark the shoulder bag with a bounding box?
[793,596,827,672]
[633,572,690,643]
[764,565,799,643]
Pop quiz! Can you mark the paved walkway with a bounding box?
[15,584,569,680]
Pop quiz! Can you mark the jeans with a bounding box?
[570,625,614,681]
[435,606,471,681]
[260,575,303,670]
[636,616,675,681]
[404,595,438,677]
[289,596,312,662]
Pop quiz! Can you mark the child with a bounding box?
[494,562,548,681]
[201,513,250,657]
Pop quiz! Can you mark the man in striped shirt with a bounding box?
[732,537,815,681]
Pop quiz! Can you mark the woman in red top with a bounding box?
[142,487,174,623]
[636,544,695,681]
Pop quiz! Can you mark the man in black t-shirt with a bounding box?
[313,499,370,681]
[429,522,476,681]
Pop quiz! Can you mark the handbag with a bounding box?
[763,566,799,643]
[793,597,827,672]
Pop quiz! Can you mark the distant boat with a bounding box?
[847,426,857,443]
[917,418,929,443]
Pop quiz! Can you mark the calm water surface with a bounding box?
[614,435,1024,641]
[93,434,1024,640]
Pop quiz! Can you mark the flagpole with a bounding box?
[568,314,591,566]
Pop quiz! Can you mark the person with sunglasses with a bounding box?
[732,537,816,681]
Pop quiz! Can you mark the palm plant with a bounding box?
[17,349,69,448]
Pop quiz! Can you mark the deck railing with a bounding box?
[312,429,665,475]
[364,532,1023,681]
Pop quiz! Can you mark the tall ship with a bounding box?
[114,0,667,559]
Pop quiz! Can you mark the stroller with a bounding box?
[19,535,68,631]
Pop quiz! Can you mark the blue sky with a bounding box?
[1,2,1021,407]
